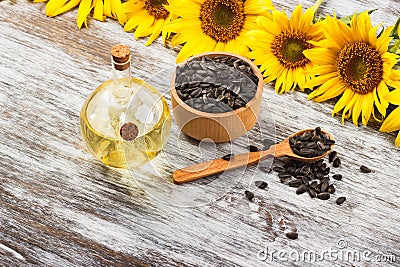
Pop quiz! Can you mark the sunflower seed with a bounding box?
[286,232,298,240]
[273,166,287,173]
[321,181,329,192]
[248,145,259,152]
[310,181,318,188]
[332,174,342,180]
[255,181,268,189]
[333,157,341,168]
[301,176,310,186]
[336,197,346,205]
[360,165,372,173]
[278,173,292,179]
[317,192,331,200]
[289,179,303,188]
[327,184,336,194]
[308,188,317,198]
[222,154,234,161]
[329,151,337,163]
[296,184,308,195]
[245,190,254,201]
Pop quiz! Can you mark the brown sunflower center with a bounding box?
[337,42,383,94]
[145,0,169,19]
[200,0,245,43]
[271,32,312,68]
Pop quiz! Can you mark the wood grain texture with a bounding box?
[1,1,400,267]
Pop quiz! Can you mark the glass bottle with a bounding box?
[80,45,171,168]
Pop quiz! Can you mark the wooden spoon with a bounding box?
[173,129,334,184]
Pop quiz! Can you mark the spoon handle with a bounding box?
[173,145,278,184]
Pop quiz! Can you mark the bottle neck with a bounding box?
[111,57,132,99]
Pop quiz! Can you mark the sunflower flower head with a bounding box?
[246,5,324,93]
[304,11,400,127]
[123,0,175,46]
[36,0,126,28]
[164,0,274,62]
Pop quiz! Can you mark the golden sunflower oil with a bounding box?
[80,45,171,168]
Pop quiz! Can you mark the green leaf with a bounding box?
[390,17,400,39]
[339,9,378,25]
[388,39,400,54]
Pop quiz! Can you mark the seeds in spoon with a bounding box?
[289,127,334,158]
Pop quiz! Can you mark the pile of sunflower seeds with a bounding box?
[289,127,335,158]
[175,55,258,113]
[272,156,343,201]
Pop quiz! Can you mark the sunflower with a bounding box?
[303,12,399,126]
[32,0,126,28]
[380,79,400,146]
[122,0,174,46]
[245,5,324,93]
[164,0,274,62]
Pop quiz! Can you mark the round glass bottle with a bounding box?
[80,45,171,168]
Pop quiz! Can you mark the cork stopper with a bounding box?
[111,44,130,71]
[120,122,138,141]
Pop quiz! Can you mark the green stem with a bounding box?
[313,0,324,13]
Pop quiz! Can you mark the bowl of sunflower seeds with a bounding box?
[171,52,264,143]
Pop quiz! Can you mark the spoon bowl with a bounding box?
[173,128,335,184]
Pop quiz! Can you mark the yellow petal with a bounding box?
[77,0,92,28]
[384,89,400,105]
[145,19,165,46]
[361,93,374,125]
[45,0,69,16]
[93,0,105,21]
[332,89,354,115]
[380,107,400,132]
[103,0,111,17]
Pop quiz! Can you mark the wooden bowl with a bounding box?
[170,52,264,143]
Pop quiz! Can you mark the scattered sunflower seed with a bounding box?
[317,192,331,200]
[222,154,234,161]
[286,232,299,240]
[248,145,259,152]
[329,151,337,163]
[245,190,254,201]
[255,181,268,189]
[332,174,342,181]
[333,157,341,168]
[360,165,372,173]
[296,184,308,195]
[336,197,346,205]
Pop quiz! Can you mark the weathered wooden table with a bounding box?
[1,0,400,266]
